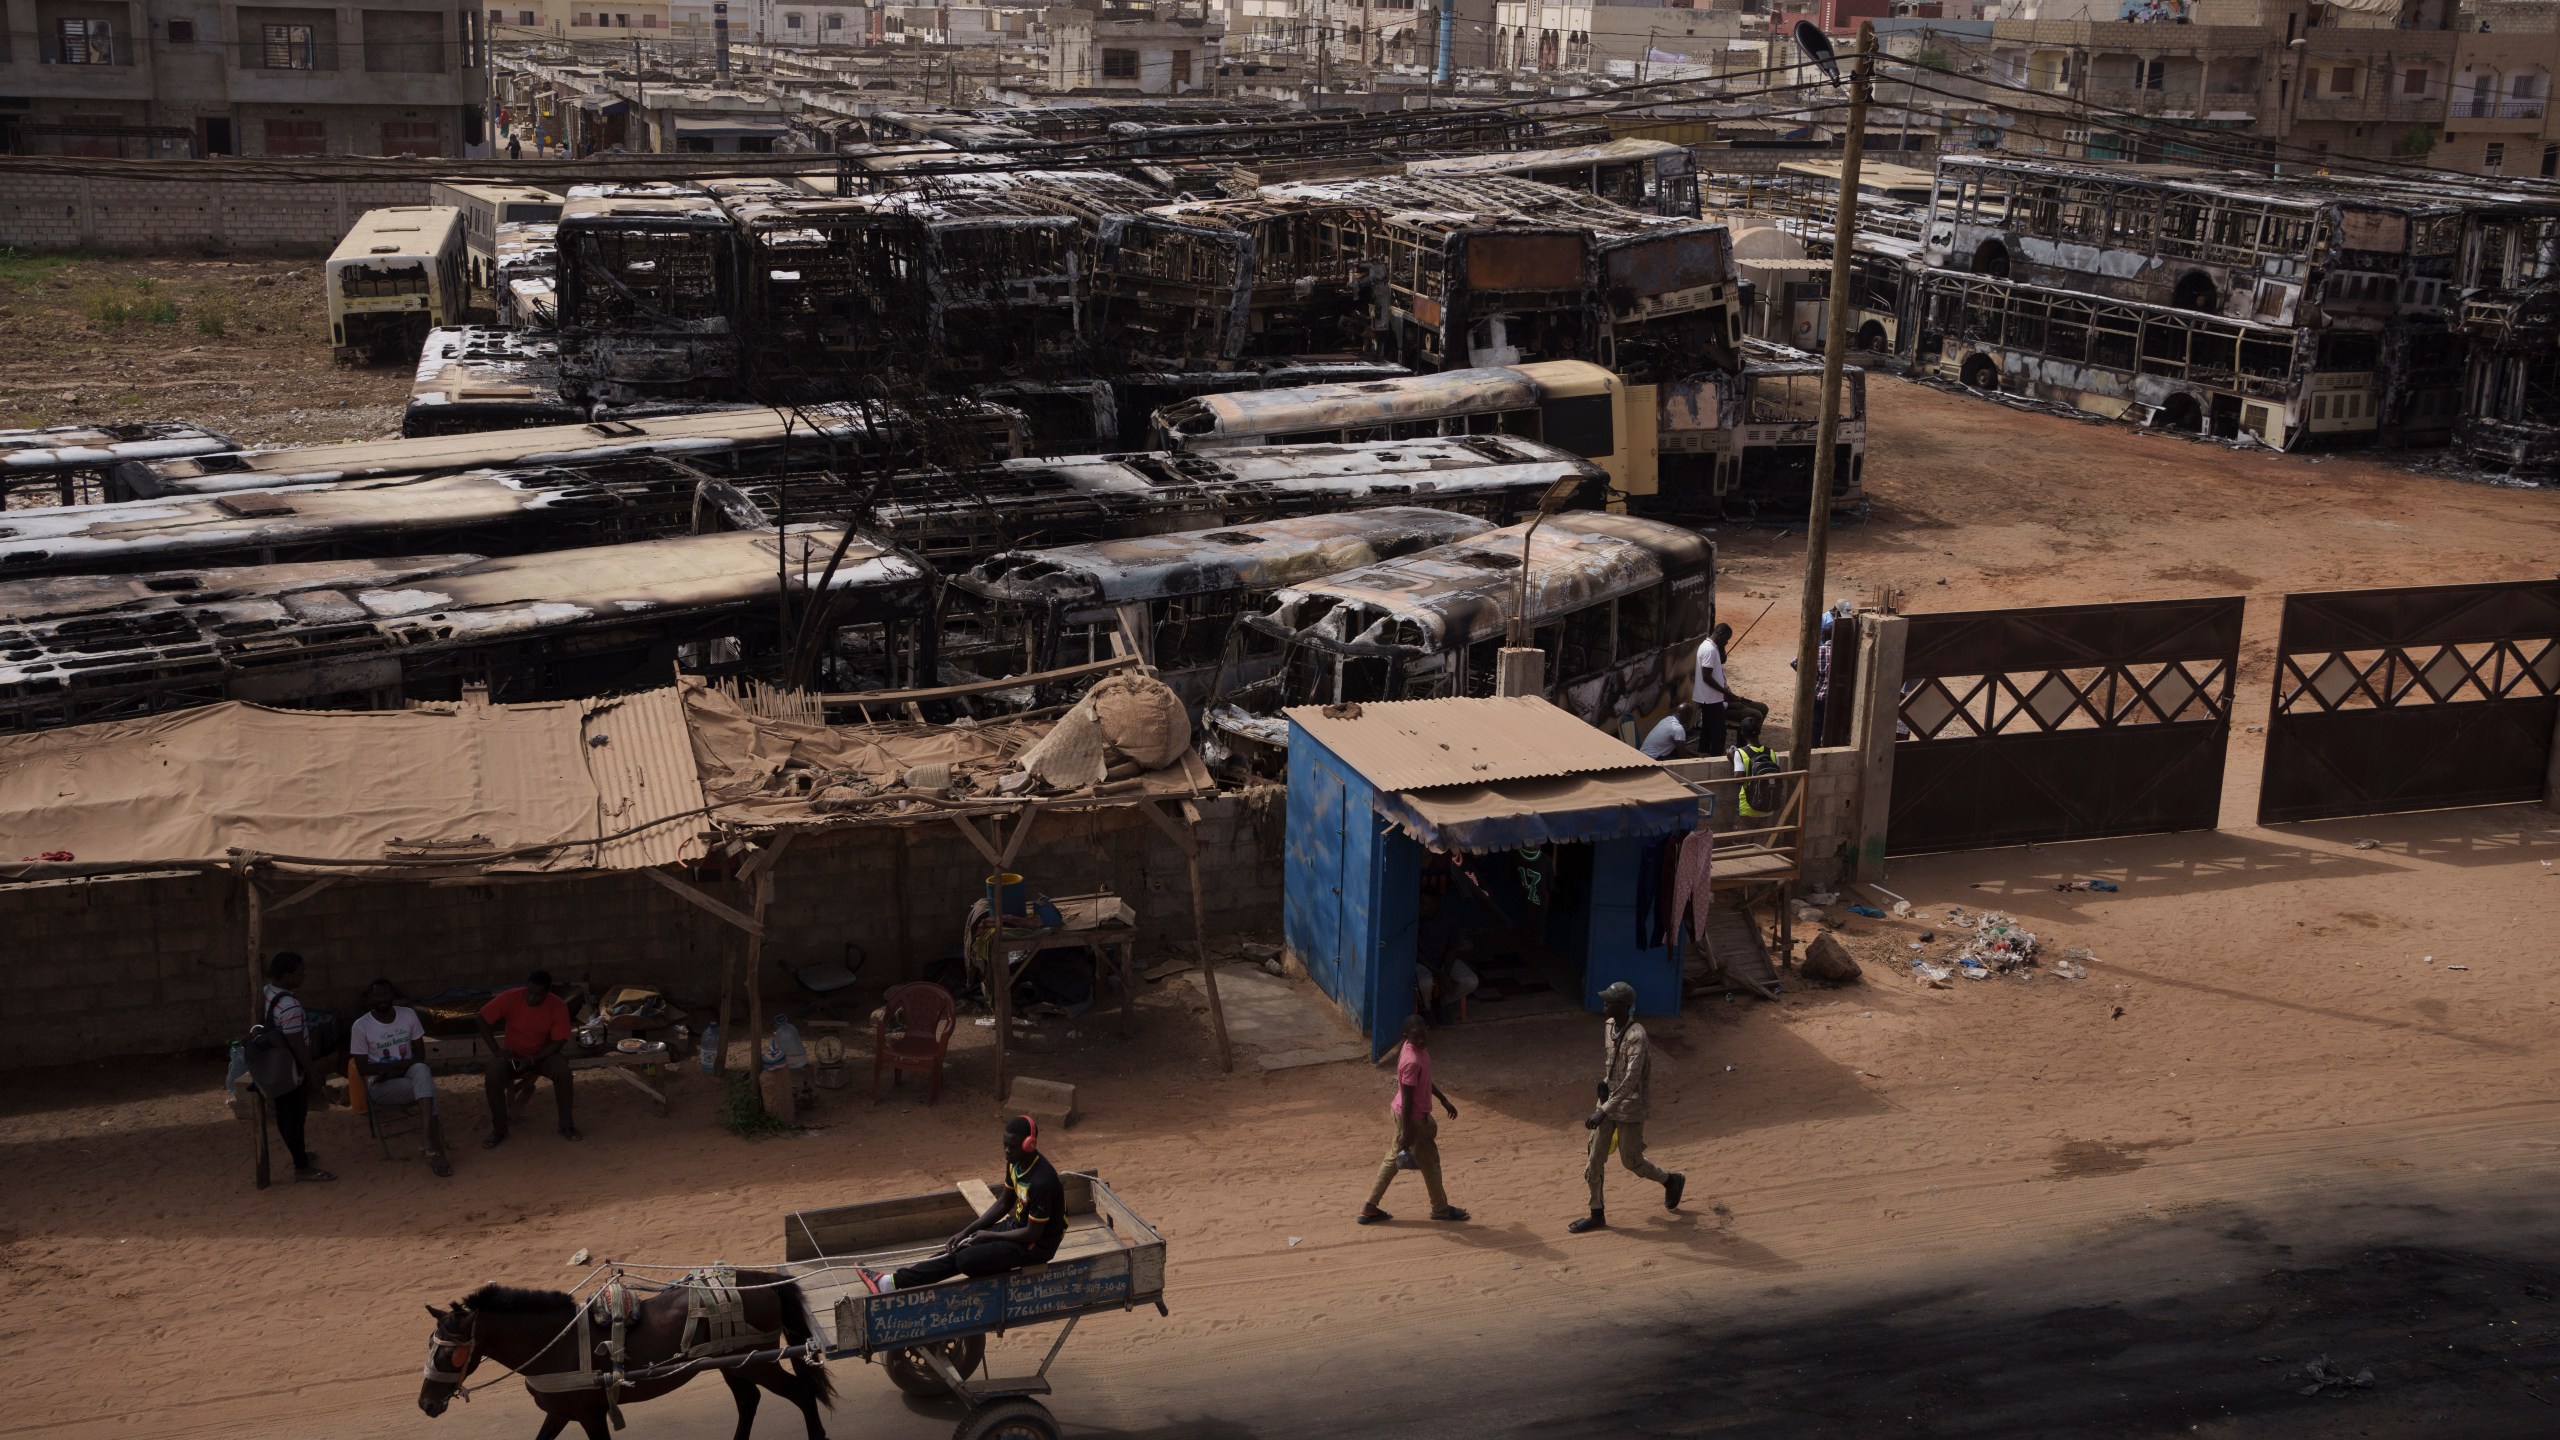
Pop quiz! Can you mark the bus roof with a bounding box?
[1407,138,1688,179]
[1159,361,1618,442]
[329,206,463,267]
[122,403,994,494]
[430,182,565,206]
[1777,159,1940,202]
[956,507,1497,616]
[1254,512,1712,655]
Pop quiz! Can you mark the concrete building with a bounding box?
[1,1,493,157]
[1047,5,1221,93]
[485,1,670,39]
[2431,14,2559,179]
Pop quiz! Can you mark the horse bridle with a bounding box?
[424,1311,479,1387]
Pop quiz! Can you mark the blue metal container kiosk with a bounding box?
[1283,696,1703,1057]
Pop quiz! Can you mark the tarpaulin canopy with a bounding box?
[1374,769,1701,853]
[0,690,710,877]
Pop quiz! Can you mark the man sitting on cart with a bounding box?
[881,1116,1066,1291]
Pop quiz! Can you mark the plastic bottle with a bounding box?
[698,1020,721,1075]
[764,1015,803,1073]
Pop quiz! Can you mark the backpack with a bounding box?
[241,993,302,1098]
[1732,743,1779,816]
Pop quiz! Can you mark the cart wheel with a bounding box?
[883,1335,985,1398]
[953,1398,1058,1440]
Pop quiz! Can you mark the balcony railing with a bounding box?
[2462,97,2547,121]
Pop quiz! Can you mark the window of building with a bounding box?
[1171,48,1190,85]
[2485,141,2505,172]
[642,13,657,25]
[614,12,628,24]
[55,18,117,64]
[826,13,841,27]
[381,119,441,157]
[168,19,198,42]
[264,118,326,154]
[2402,67,2425,96]
[1101,47,1137,79]
[263,23,317,69]
[2329,66,2355,95]
[2516,73,2543,99]
[2545,143,2558,179]
[574,11,593,25]
[520,9,533,22]
[785,11,801,26]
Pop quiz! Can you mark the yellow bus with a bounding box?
[428,182,564,289]
[326,206,468,363]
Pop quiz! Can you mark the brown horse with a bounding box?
[419,1274,835,1440]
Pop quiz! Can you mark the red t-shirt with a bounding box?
[480,987,571,1058]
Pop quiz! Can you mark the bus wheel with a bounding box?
[1959,356,2000,393]
[2156,393,2204,433]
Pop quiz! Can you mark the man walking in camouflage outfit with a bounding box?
[1570,981,1685,1233]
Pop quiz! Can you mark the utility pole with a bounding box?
[1788,21,1874,773]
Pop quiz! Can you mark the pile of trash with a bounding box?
[1904,907,2093,987]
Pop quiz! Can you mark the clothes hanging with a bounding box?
[1668,827,1716,947]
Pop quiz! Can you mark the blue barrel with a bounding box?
[985,871,1028,919]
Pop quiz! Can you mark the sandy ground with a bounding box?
[0,252,411,454]
[2,378,2558,1439]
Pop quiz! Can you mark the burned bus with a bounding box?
[1408,139,1700,219]
[403,327,582,437]
[555,185,741,404]
[1227,511,1713,744]
[942,507,1496,708]
[0,527,931,732]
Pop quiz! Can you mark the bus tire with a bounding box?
[1959,356,2000,393]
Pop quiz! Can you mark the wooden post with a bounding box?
[1139,800,1231,1072]
[242,860,270,1190]
[992,922,1012,1101]
[1787,22,1875,773]
[748,862,787,1118]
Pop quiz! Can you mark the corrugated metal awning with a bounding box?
[1377,770,1699,853]
[1284,695,1660,788]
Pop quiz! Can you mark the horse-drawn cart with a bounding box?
[782,1173,1168,1440]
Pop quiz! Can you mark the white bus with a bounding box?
[327,206,468,363]
[429,182,565,290]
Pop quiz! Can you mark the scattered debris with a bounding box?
[567,1248,590,1266]
[2354,838,2380,850]
[2296,1355,2375,1396]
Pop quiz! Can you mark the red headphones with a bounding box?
[1016,1114,1038,1154]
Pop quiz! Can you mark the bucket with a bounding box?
[985,872,1028,919]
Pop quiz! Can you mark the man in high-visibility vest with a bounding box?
[1730,713,1779,820]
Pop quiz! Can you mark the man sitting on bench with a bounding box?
[882,1116,1065,1291]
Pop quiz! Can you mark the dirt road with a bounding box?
[1,374,2555,1439]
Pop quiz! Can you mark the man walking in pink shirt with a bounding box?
[1357,1014,1470,1225]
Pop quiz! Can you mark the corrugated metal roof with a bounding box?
[577,686,712,870]
[1283,696,1659,790]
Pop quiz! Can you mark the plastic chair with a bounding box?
[354,1058,426,1160]
[873,982,957,1106]
[781,942,866,1019]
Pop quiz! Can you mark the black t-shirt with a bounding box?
[1005,1154,1067,1263]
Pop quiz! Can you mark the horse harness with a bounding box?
[435,1267,785,1429]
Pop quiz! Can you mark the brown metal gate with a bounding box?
[2257,579,2560,825]
[1888,597,2244,855]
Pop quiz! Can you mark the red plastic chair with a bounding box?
[873,982,957,1105]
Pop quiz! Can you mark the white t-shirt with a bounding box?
[349,1007,427,1068]
[1692,637,1729,705]
[1640,713,1689,760]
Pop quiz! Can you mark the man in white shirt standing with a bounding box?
[350,979,452,1177]
[1690,622,1735,752]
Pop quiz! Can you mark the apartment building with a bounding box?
[1047,6,1221,93]
[484,1,670,37]
[2,1,492,156]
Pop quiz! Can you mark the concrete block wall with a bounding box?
[1,792,1284,1070]
[0,177,436,253]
